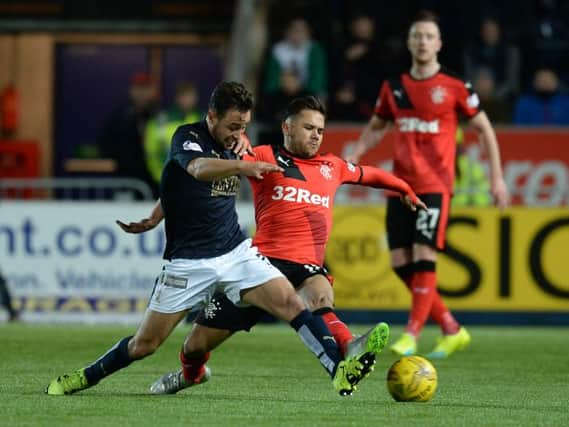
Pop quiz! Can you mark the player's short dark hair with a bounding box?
[410,9,440,29]
[208,81,253,117]
[283,95,326,121]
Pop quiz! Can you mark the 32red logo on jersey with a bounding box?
[271,185,330,207]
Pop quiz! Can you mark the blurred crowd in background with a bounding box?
[260,0,569,125]
[0,0,568,200]
[102,0,569,197]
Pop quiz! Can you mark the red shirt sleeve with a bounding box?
[242,152,255,163]
[373,80,395,120]
[337,158,363,184]
[456,80,481,118]
[359,165,418,203]
[244,145,273,186]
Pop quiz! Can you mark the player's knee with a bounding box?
[305,293,334,311]
[413,244,437,261]
[129,336,161,359]
[285,292,306,315]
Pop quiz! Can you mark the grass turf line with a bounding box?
[1,324,568,426]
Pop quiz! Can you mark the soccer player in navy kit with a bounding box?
[123,96,425,395]
[347,11,510,358]
[45,82,374,397]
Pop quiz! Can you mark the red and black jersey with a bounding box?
[244,144,363,266]
[374,68,480,194]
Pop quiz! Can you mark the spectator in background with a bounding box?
[257,69,310,146]
[529,0,569,76]
[513,68,569,125]
[144,82,201,186]
[259,69,308,123]
[452,127,492,207]
[98,72,158,198]
[263,18,328,99]
[329,13,385,121]
[472,68,512,124]
[464,18,520,101]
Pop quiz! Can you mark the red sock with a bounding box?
[406,271,437,336]
[399,267,460,335]
[430,292,460,334]
[180,350,210,383]
[318,309,353,356]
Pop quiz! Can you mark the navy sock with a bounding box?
[290,309,341,377]
[84,336,133,385]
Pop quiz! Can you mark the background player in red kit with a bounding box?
[346,11,510,359]
[121,95,426,394]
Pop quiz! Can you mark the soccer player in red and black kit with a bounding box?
[346,11,510,358]
[123,95,426,394]
[46,82,378,398]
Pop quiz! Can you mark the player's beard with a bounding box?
[301,142,319,158]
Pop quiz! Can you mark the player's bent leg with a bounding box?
[181,325,232,385]
[243,278,353,394]
[183,323,234,356]
[150,313,239,395]
[46,309,186,396]
[229,250,354,395]
[297,275,335,310]
[298,276,354,355]
[129,309,188,359]
[426,327,471,359]
[153,292,266,395]
[298,275,388,392]
[240,277,304,322]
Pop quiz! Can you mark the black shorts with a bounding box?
[386,193,450,251]
[194,257,330,332]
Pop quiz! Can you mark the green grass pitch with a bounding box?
[1,323,567,426]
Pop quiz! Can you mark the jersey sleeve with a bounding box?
[242,144,267,163]
[456,80,481,118]
[170,126,208,170]
[359,165,417,202]
[242,152,255,163]
[244,145,272,185]
[373,80,395,120]
[337,157,363,184]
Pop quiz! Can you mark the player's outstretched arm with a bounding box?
[187,158,283,181]
[359,165,427,211]
[116,199,164,233]
[345,116,391,164]
[468,111,510,209]
[238,160,284,179]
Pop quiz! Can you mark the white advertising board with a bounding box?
[0,202,255,323]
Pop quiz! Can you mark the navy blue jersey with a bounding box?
[160,121,246,260]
